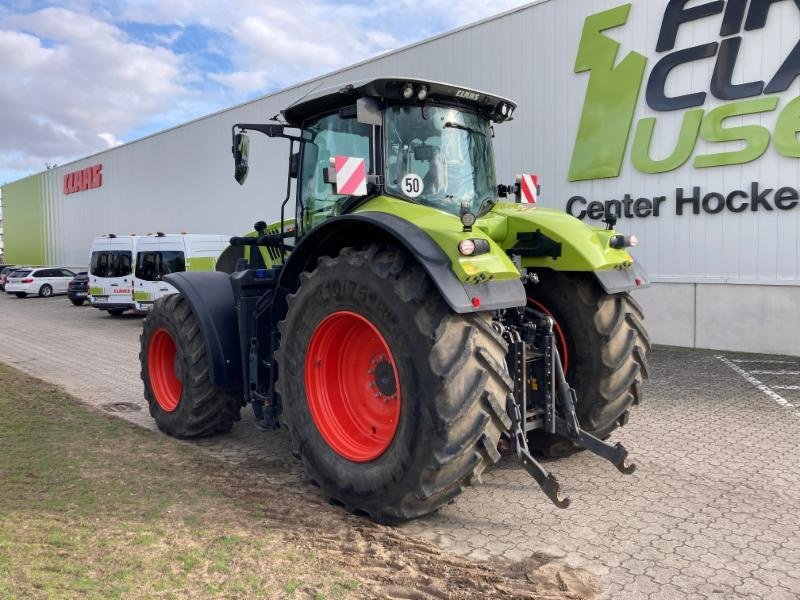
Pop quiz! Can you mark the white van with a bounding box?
[131,233,230,312]
[88,235,136,316]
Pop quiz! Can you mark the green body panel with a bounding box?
[236,200,631,285]
[241,219,296,268]
[353,196,521,284]
[2,174,47,265]
[486,202,633,272]
[133,291,151,301]
[89,287,104,296]
[185,256,218,272]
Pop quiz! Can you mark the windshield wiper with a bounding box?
[444,122,486,137]
[477,196,496,214]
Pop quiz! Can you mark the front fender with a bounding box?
[163,271,242,390]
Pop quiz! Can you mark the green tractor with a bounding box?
[139,78,650,522]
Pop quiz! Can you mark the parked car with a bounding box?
[5,267,77,298]
[0,265,17,291]
[67,271,90,306]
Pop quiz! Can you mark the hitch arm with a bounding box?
[506,396,570,509]
[504,331,570,509]
[551,344,636,475]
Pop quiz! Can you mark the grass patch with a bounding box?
[0,363,358,599]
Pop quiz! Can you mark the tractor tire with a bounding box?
[276,245,512,523]
[525,271,650,457]
[140,293,241,438]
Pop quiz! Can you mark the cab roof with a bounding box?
[281,77,516,126]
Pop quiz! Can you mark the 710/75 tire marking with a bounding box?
[716,355,800,418]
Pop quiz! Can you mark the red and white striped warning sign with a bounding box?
[333,156,367,196]
[518,173,539,204]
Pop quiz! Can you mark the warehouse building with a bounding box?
[2,0,799,355]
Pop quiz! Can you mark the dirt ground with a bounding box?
[0,363,596,599]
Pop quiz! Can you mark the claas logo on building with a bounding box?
[64,164,103,195]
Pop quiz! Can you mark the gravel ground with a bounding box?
[1,291,798,599]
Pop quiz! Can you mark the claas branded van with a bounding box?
[132,233,230,312]
[88,235,136,316]
[88,233,230,316]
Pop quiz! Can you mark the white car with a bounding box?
[5,267,77,298]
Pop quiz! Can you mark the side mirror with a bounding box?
[232,132,249,185]
[356,97,382,126]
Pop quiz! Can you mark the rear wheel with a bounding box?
[140,293,241,438]
[277,246,512,523]
[526,271,650,457]
[107,308,126,316]
[70,298,86,306]
[39,284,53,298]
[14,292,26,298]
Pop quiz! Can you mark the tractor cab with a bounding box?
[233,78,517,236]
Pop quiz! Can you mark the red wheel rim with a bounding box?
[527,298,569,374]
[305,311,402,462]
[148,328,182,412]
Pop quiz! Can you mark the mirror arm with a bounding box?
[233,123,304,142]
[278,138,297,262]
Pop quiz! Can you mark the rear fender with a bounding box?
[163,271,242,390]
[272,212,525,325]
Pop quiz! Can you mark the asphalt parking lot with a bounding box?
[1,292,798,600]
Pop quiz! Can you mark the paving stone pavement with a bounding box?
[1,292,799,599]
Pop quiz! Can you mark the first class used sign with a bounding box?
[63,164,102,195]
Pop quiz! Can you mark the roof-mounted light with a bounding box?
[417,85,428,101]
[401,83,414,99]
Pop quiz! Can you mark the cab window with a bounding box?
[299,112,372,231]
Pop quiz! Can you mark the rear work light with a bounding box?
[458,238,491,256]
[609,234,639,249]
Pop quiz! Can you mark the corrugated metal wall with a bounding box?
[26,0,800,285]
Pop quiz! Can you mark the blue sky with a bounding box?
[0,0,526,184]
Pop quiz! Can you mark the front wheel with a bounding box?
[276,246,512,523]
[140,294,241,438]
[526,271,650,457]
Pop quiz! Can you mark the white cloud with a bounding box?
[208,70,271,94]
[0,0,531,182]
[98,132,123,147]
[0,7,188,177]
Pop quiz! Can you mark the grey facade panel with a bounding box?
[7,0,800,291]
